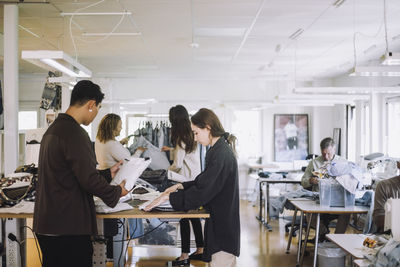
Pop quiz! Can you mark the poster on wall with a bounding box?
[274,114,309,162]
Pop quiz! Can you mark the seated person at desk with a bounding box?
[373,162,400,233]
[301,137,350,239]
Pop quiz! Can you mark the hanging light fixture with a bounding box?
[381,52,400,66]
[21,50,92,77]
[379,0,400,66]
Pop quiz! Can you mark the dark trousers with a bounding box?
[180,218,204,253]
[36,234,93,267]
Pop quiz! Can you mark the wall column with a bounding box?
[4,4,19,174]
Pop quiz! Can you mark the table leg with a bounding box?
[300,214,312,267]
[114,219,128,267]
[313,213,320,267]
[286,207,298,254]
[256,180,264,222]
[263,182,272,231]
[296,211,304,266]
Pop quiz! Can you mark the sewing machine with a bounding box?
[362,153,399,186]
[384,198,400,241]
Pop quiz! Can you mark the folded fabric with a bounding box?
[269,188,316,218]
[0,200,34,214]
[94,199,134,213]
[355,190,373,206]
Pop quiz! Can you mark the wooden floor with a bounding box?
[26,200,334,266]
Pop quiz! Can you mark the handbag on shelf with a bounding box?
[0,164,38,206]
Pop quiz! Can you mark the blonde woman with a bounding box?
[95,113,144,246]
[95,113,133,170]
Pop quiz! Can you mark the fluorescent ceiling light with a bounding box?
[271,100,335,107]
[60,12,132,16]
[22,50,92,78]
[381,52,400,66]
[294,87,400,94]
[277,94,369,101]
[82,32,141,36]
[349,66,400,77]
[275,99,353,105]
[103,99,157,105]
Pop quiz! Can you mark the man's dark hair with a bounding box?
[320,137,335,150]
[70,80,104,106]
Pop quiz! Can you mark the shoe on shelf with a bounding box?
[166,257,190,266]
[189,252,204,261]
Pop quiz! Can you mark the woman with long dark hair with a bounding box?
[146,108,240,267]
[162,105,204,266]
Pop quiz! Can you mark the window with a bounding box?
[18,111,37,130]
[386,98,400,157]
[231,110,261,160]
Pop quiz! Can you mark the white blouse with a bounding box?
[169,143,201,180]
[95,139,130,170]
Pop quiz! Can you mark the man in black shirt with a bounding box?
[33,80,129,267]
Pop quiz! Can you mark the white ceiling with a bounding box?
[1,0,400,82]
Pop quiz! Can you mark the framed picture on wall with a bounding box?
[274,114,309,162]
[333,128,341,155]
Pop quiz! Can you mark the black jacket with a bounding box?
[33,113,121,236]
[170,137,240,261]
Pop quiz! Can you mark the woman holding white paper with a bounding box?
[95,113,145,242]
[161,105,204,266]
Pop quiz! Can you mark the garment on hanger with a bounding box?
[129,136,170,170]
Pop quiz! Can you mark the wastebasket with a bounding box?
[317,242,346,267]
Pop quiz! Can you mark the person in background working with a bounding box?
[373,161,400,233]
[301,137,350,240]
[95,113,146,256]
[33,80,129,267]
[95,113,144,170]
[145,108,240,267]
[161,105,204,266]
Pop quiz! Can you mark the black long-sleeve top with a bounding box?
[33,113,121,236]
[170,137,240,261]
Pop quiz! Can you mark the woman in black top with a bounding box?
[162,105,204,266]
[145,108,240,266]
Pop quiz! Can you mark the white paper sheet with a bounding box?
[110,157,151,190]
[94,198,134,213]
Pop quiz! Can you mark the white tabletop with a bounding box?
[326,234,375,259]
[258,178,302,183]
[289,200,369,214]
